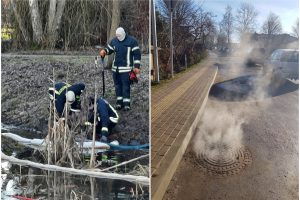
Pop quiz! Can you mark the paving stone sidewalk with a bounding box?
[151,60,218,200]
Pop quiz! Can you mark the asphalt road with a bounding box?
[163,55,299,200]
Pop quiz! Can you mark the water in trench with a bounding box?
[210,75,299,101]
[1,125,149,199]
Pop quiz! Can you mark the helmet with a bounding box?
[66,91,75,103]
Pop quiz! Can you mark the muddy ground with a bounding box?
[1,53,149,144]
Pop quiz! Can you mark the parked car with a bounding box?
[245,48,266,67]
[266,49,299,80]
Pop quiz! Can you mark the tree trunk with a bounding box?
[29,0,43,44]
[108,0,120,41]
[47,0,56,34]
[47,0,56,47]
[107,0,120,68]
[106,0,112,41]
[10,0,31,42]
[47,0,66,48]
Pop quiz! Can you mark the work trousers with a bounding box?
[112,71,131,107]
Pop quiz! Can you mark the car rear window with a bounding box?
[280,51,299,62]
[270,50,299,62]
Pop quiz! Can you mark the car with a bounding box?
[266,49,299,80]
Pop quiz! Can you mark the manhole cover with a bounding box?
[194,147,252,177]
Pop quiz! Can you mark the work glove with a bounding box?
[129,70,138,84]
[99,49,106,58]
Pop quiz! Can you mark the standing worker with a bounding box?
[49,82,85,118]
[99,27,141,111]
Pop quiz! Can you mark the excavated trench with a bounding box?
[192,75,280,177]
[210,75,299,101]
[193,74,298,177]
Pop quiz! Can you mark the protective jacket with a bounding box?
[88,98,119,136]
[49,82,85,117]
[104,35,141,73]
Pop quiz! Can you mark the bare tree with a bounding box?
[106,0,120,68]
[5,0,147,50]
[9,0,66,47]
[29,0,43,44]
[292,18,299,39]
[47,0,66,48]
[10,0,31,42]
[107,0,120,41]
[261,12,282,35]
[220,5,234,43]
[120,0,149,52]
[235,2,258,36]
[155,0,215,74]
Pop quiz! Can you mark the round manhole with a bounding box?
[194,147,252,177]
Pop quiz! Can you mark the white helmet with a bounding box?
[66,91,75,103]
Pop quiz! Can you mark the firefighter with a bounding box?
[48,82,85,118]
[86,97,119,142]
[99,27,141,111]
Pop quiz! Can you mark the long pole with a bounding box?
[90,57,98,168]
[151,0,160,83]
[170,9,174,78]
[185,54,187,70]
[101,57,105,97]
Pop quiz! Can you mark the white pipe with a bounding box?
[1,152,149,186]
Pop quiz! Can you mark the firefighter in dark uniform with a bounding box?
[100,27,141,111]
[86,97,119,142]
[48,82,85,118]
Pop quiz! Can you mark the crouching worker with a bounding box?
[48,82,85,118]
[86,97,119,142]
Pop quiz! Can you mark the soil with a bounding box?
[1,52,149,144]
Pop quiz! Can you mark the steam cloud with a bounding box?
[193,102,245,161]
[193,36,279,161]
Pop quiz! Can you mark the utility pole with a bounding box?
[170,0,174,78]
[164,0,177,78]
[185,54,187,70]
[151,0,160,83]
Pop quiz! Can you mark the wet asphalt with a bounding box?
[163,55,299,200]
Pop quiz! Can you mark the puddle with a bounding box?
[1,165,148,199]
[1,123,42,139]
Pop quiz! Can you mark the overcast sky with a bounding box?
[200,0,299,37]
